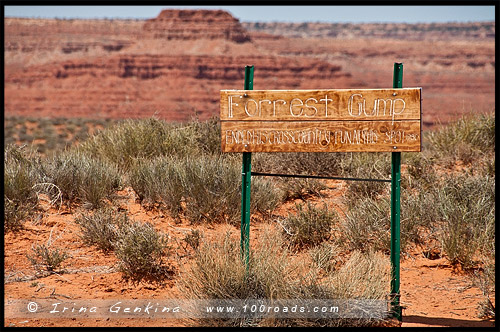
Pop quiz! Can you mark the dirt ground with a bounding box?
[3,182,495,328]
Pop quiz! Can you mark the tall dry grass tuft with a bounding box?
[435,173,495,269]
[129,154,281,224]
[426,112,494,167]
[339,197,391,252]
[178,227,391,327]
[45,150,121,209]
[4,144,44,230]
[279,202,337,249]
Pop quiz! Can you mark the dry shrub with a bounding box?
[74,207,128,253]
[280,202,337,249]
[179,227,391,327]
[129,155,281,224]
[309,242,343,274]
[340,197,391,253]
[27,243,69,272]
[253,152,344,176]
[46,150,121,209]
[253,152,339,201]
[75,208,173,284]
[4,144,43,231]
[426,112,495,167]
[279,178,326,201]
[340,152,390,201]
[435,174,495,269]
[114,220,172,284]
[78,117,220,172]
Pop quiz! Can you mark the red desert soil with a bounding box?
[3,182,495,328]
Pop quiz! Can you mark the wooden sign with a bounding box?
[220,88,421,152]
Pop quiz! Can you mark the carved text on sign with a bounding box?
[220,88,421,152]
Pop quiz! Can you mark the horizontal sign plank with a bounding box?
[221,120,421,152]
[220,88,421,152]
[220,88,421,122]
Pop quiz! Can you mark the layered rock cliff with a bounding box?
[4,10,495,127]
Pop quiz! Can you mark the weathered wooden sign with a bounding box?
[220,88,421,152]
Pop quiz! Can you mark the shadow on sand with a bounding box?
[403,315,495,328]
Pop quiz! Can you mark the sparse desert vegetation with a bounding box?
[4,112,495,327]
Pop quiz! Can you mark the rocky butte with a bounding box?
[4,9,495,127]
[143,9,251,43]
[4,9,353,121]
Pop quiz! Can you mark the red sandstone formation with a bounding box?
[143,9,251,43]
[3,10,495,128]
[4,54,354,121]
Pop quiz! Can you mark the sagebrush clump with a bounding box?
[44,150,121,209]
[130,154,281,224]
[27,243,69,272]
[74,207,129,252]
[114,220,172,284]
[280,202,337,249]
[4,144,43,230]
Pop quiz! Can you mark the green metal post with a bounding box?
[390,62,403,321]
[241,65,254,270]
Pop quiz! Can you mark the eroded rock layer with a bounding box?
[4,10,495,127]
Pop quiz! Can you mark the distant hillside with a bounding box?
[243,21,495,40]
[4,12,495,128]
